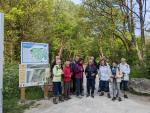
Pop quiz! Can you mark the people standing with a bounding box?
[98,58,111,98]
[63,60,72,100]
[85,59,97,98]
[119,58,130,98]
[110,61,122,101]
[74,58,84,98]
[52,59,64,104]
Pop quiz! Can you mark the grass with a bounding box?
[3,98,35,113]
[4,87,53,113]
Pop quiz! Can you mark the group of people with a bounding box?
[51,56,130,104]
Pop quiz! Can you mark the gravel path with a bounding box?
[25,76,150,113]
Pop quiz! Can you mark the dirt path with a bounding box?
[25,76,150,113]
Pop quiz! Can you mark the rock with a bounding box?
[129,78,150,95]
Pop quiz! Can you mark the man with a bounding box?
[119,58,130,98]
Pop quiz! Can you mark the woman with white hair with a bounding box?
[119,58,130,98]
[52,59,64,104]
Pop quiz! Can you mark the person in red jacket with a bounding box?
[63,60,72,100]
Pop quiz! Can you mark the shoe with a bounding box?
[107,93,111,98]
[118,97,122,101]
[81,92,84,96]
[99,92,104,96]
[59,96,64,102]
[112,97,116,101]
[86,94,90,97]
[53,97,58,104]
[91,94,94,98]
[64,97,68,100]
[67,96,71,99]
[76,95,82,98]
[124,95,128,98]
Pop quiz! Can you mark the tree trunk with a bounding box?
[138,0,145,59]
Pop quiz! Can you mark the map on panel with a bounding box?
[21,42,49,64]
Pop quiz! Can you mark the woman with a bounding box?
[110,61,122,101]
[52,59,64,104]
[85,59,97,98]
[119,58,130,98]
[74,58,84,98]
[98,58,111,98]
[63,60,72,100]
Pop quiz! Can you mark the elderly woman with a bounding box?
[110,61,122,101]
[63,60,72,100]
[119,58,130,98]
[74,58,84,98]
[52,59,64,104]
[98,58,111,98]
[85,59,97,98]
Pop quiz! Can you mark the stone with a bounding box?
[129,78,150,95]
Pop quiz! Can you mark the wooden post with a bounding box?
[20,87,25,102]
[44,83,49,99]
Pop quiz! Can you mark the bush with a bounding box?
[3,63,47,113]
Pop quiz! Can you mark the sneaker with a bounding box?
[99,92,104,96]
[112,97,116,101]
[107,93,111,98]
[53,97,58,104]
[118,97,122,101]
[124,95,128,98]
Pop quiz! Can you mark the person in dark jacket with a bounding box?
[90,56,98,90]
[85,59,97,98]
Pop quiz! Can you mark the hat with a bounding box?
[100,56,106,61]
[121,58,126,62]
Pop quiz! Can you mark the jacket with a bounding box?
[98,65,111,81]
[63,66,72,82]
[52,65,62,82]
[74,63,84,79]
[119,63,130,81]
[85,64,97,79]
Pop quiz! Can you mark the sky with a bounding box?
[71,0,150,36]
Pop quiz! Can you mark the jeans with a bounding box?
[76,78,81,96]
[87,78,95,95]
[112,79,121,97]
[53,82,62,97]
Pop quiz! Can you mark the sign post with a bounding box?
[19,42,50,100]
[0,13,4,113]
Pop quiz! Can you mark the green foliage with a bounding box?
[4,63,19,98]
[4,98,35,113]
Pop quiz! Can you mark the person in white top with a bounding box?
[98,58,111,98]
[119,58,130,98]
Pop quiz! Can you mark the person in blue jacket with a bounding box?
[85,59,98,98]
